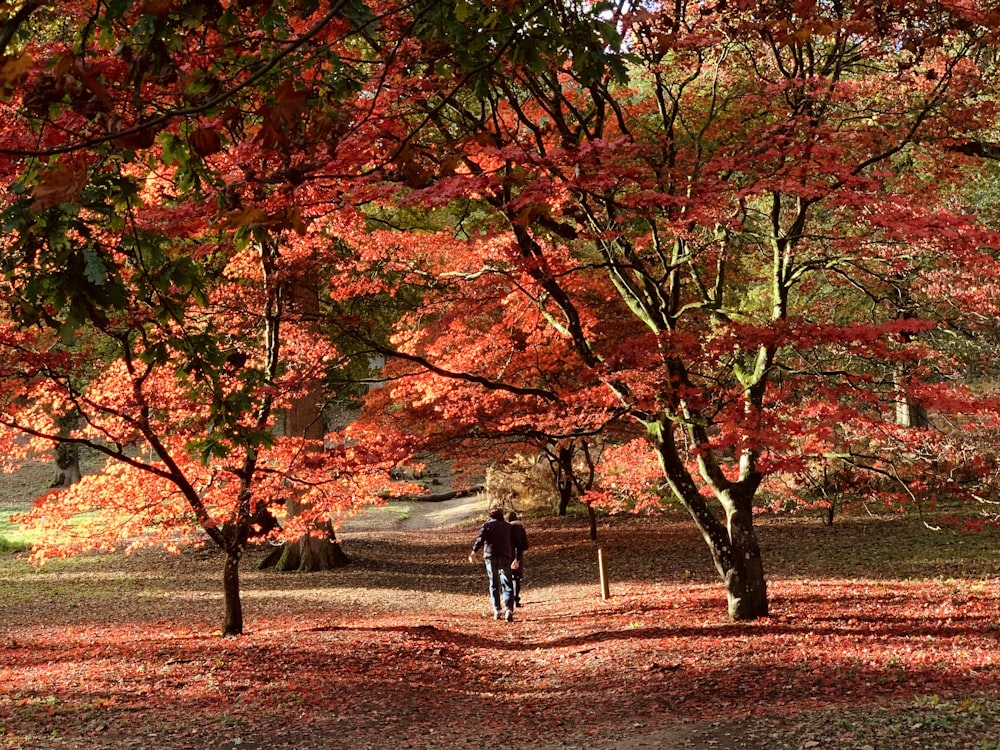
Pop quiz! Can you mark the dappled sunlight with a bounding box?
[3,515,1000,749]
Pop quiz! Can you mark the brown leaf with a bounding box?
[189,127,223,157]
[111,122,159,150]
[29,163,88,212]
[0,52,33,100]
[139,0,175,17]
[219,207,268,229]
[270,80,309,127]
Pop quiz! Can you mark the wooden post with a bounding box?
[598,547,610,600]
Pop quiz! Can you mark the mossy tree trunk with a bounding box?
[259,519,350,571]
[258,283,350,573]
[650,419,769,621]
[52,441,82,487]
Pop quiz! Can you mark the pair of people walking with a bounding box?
[468,509,529,622]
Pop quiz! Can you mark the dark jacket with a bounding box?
[510,520,529,562]
[471,517,514,561]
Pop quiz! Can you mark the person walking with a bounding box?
[468,508,517,622]
[507,511,529,608]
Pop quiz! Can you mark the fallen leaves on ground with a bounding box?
[1,513,999,749]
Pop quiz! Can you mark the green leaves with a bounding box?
[81,247,109,286]
[409,0,627,91]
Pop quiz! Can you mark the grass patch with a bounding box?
[0,504,109,557]
[1,452,63,555]
[756,510,1000,581]
[0,447,115,556]
[0,504,33,555]
[760,693,1000,750]
[0,536,29,555]
[388,502,413,525]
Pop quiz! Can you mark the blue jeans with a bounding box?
[512,564,523,604]
[485,556,514,612]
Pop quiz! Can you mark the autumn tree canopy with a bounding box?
[335,0,1000,619]
[0,0,424,635]
[2,0,1000,631]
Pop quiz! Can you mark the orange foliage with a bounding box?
[3,0,1000,630]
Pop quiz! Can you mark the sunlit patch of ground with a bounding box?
[2,511,1000,749]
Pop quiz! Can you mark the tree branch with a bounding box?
[0,0,42,58]
[946,141,1000,160]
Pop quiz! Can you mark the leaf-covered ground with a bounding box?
[2,511,1000,750]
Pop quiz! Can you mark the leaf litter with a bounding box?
[1,511,1000,749]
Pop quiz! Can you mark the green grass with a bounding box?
[759,693,1000,750]
[0,504,33,554]
[1,448,111,556]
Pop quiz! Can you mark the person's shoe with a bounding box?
[493,610,503,620]
[505,609,514,622]
[515,599,522,607]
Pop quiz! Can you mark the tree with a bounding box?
[543,437,604,539]
[0,0,419,635]
[337,0,1000,619]
[258,283,351,573]
[4,0,1000,632]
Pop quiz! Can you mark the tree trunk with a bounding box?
[258,520,350,572]
[651,420,769,620]
[557,480,572,516]
[258,281,353,572]
[51,441,81,487]
[894,381,929,428]
[722,505,768,620]
[586,502,597,541]
[222,551,244,637]
[556,445,574,516]
[687,495,769,621]
[893,308,928,428]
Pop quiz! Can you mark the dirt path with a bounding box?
[338,493,487,533]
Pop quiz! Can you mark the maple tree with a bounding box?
[3,0,1000,635]
[334,0,1000,620]
[0,0,426,635]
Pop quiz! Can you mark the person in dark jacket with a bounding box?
[468,508,517,621]
[507,511,529,607]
